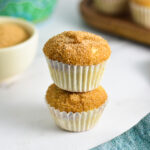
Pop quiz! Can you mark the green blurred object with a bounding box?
[0,0,57,23]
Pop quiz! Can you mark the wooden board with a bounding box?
[80,0,150,46]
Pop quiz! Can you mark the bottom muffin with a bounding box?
[46,84,108,132]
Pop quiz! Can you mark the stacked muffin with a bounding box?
[43,31,111,132]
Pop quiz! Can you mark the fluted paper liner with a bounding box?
[47,101,107,132]
[46,57,107,92]
[130,2,150,28]
[94,0,127,15]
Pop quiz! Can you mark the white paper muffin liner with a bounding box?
[94,0,128,15]
[130,2,150,28]
[46,57,107,92]
[47,100,107,132]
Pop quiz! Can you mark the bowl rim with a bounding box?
[0,16,38,52]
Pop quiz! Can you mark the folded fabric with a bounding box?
[91,113,150,150]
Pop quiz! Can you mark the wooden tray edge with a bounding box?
[80,0,150,46]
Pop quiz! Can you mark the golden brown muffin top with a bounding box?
[131,0,150,7]
[46,84,107,113]
[0,23,30,48]
[43,31,111,65]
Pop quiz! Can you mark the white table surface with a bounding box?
[0,0,150,150]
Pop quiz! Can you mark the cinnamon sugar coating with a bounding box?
[0,23,30,48]
[131,0,150,7]
[43,31,111,65]
[46,84,107,113]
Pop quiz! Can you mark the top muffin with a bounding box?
[43,31,111,66]
[131,0,150,7]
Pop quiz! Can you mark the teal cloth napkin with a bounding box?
[91,113,150,150]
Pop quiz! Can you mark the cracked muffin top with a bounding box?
[43,31,111,65]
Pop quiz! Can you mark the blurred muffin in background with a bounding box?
[0,0,57,23]
[46,84,108,132]
[94,0,128,15]
[130,0,150,28]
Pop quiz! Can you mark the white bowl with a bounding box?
[0,16,38,83]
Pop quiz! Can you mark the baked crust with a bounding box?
[43,31,111,65]
[46,84,107,113]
